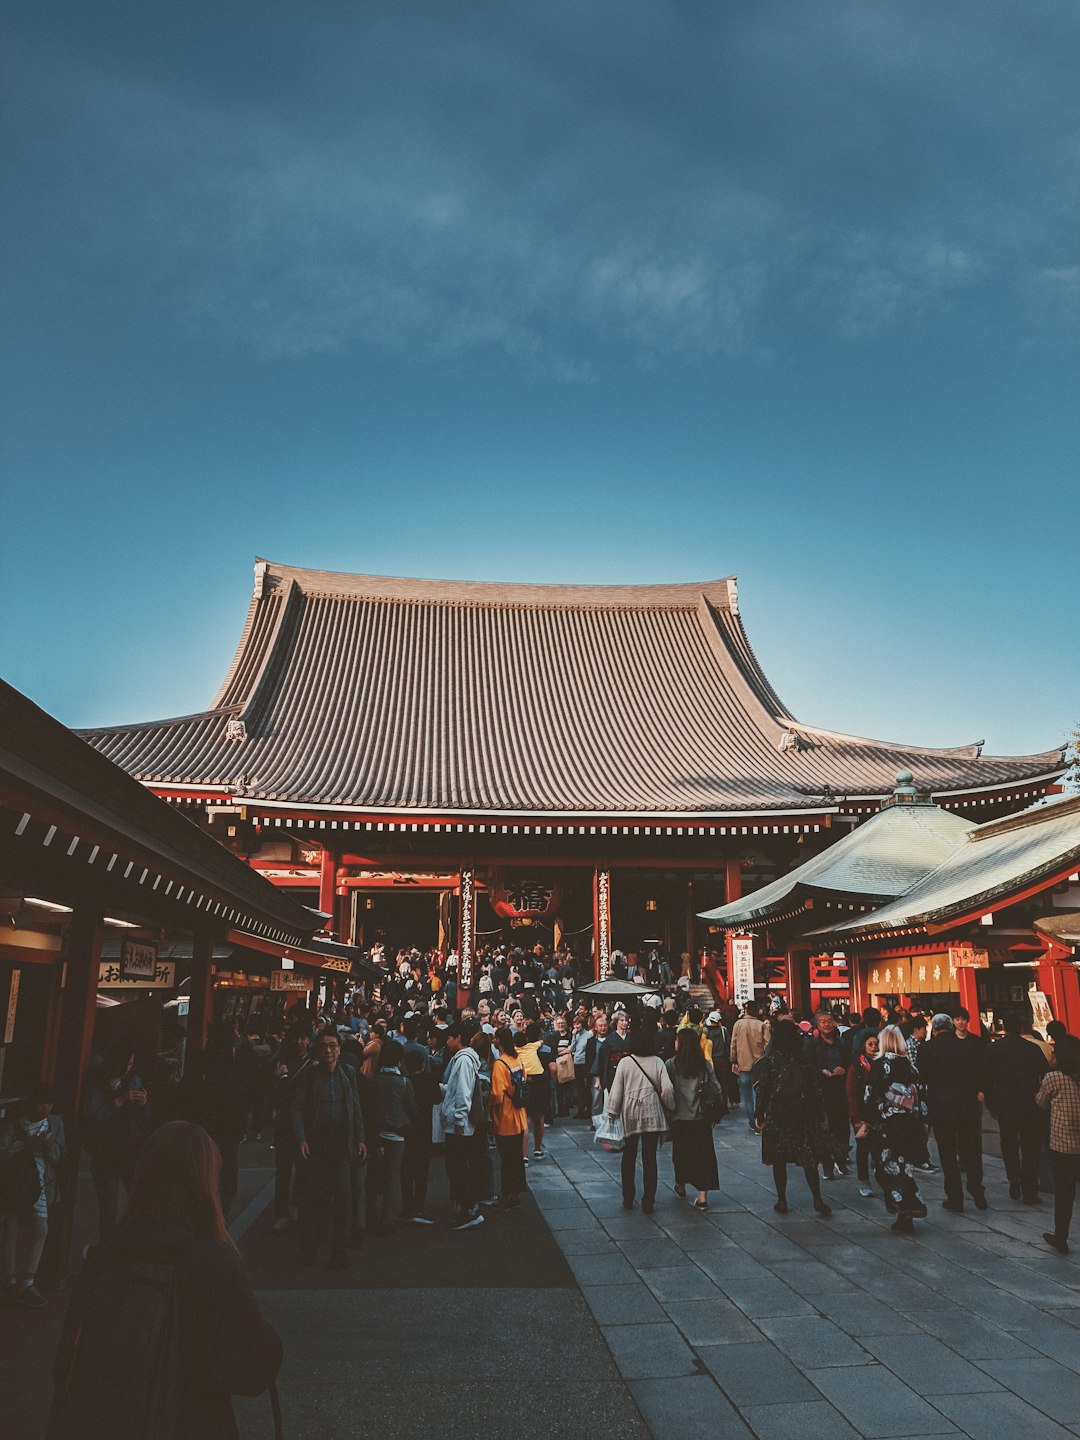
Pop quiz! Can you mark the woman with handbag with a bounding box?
[856,1024,929,1234]
[1,1082,64,1308]
[607,1024,674,1214]
[665,1030,723,1210]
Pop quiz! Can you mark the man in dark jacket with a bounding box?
[808,1011,851,1178]
[985,1010,1048,1204]
[919,1013,987,1210]
[291,1032,367,1268]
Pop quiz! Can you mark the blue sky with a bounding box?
[3,0,1078,761]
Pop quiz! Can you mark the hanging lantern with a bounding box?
[489,873,561,920]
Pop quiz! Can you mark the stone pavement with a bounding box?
[529,1116,1080,1440]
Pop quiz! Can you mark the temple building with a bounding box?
[703,778,1080,1032]
[80,558,1067,1000]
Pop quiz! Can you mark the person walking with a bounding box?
[607,1024,674,1214]
[665,1029,722,1210]
[730,1001,768,1133]
[752,1020,832,1217]
[517,1021,553,1160]
[809,1010,851,1178]
[1,1083,64,1308]
[856,1024,929,1233]
[440,1025,489,1230]
[370,1040,418,1234]
[846,1032,880,1198]
[985,1010,1048,1204]
[1036,1033,1080,1254]
[80,1048,152,1241]
[290,1031,367,1268]
[918,1012,987,1211]
[401,1049,440,1225]
[490,1026,528,1210]
[49,1121,281,1440]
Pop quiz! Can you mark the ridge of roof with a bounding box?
[787,721,1065,768]
[252,557,739,611]
[966,791,1080,843]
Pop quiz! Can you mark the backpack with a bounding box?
[498,1059,527,1109]
[775,1059,811,1120]
[48,1252,181,1439]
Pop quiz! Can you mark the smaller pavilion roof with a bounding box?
[811,793,1080,942]
[1034,912,1080,949]
[698,779,972,930]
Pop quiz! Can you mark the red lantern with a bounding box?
[488,874,561,920]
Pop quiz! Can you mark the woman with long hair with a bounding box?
[752,1019,833,1217]
[857,1024,929,1233]
[665,1029,723,1210]
[1036,1033,1080,1254]
[490,1026,528,1209]
[607,1024,675,1214]
[49,1120,281,1439]
[846,1031,880,1198]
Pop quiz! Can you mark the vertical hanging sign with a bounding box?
[728,934,755,1007]
[595,869,612,980]
[4,969,21,1045]
[457,868,475,996]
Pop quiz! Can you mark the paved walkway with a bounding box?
[527,1117,1080,1440]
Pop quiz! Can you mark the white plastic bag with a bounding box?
[594,1114,624,1152]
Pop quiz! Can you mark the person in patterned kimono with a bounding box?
[857,1024,929,1233]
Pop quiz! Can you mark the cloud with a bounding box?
[11,0,1080,375]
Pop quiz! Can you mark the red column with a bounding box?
[957,967,981,1036]
[1037,960,1080,1036]
[725,857,742,904]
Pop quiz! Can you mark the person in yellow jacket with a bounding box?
[490,1027,528,1210]
[678,1007,713,1068]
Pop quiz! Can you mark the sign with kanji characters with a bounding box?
[1029,986,1053,1032]
[120,940,158,980]
[866,957,910,994]
[270,970,314,993]
[729,935,755,1006]
[4,970,20,1044]
[948,945,989,970]
[906,952,959,994]
[98,961,177,990]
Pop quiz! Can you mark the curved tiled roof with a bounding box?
[811,793,1080,939]
[79,560,1066,818]
[699,801,974,928]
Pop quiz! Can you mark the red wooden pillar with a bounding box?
[725,857,742,905]
[592,867,612,980]
[957,967,981,1036]
[45,907,103,1283]
[1037,958,1080,1035]
[456,866,475,1010]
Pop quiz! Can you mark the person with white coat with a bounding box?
[607,1024,675,1213]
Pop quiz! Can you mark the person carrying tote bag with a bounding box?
[607,1024,674,1214]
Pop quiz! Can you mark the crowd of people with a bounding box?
[2,939,1080,1434]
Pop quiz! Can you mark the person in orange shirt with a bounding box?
[490,1026,528,1211]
